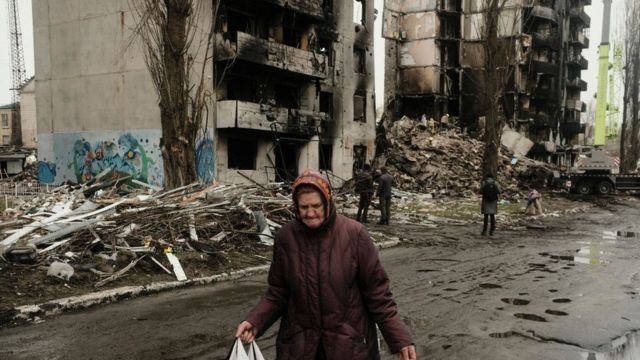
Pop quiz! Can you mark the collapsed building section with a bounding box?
[383,0,590,166]
[383,0,461,121]
[214,0,377,184]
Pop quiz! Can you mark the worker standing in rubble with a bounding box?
[355,163,374,223]
[235,170,417,360]
[440,113,450,130]
[480,174,501,236]
[376,166,394,225]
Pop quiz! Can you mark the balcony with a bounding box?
[532,60,559,76]
[530,6,558,23]
[569,7,591,27]
[564,121,585,134]
[531,32,560,50]
[217,100,327,136]
[565,99,584,111]
[570,31,590,48]
[216,32,327,79]
[567,78,588,91]
[260,0,324,19]
[567,54,588,70]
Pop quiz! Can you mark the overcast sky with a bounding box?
[0,0,625,108]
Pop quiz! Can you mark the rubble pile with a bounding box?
[380,117,559,198]
[0,175,295,288]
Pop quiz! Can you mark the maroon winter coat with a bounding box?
[245,210,413,359]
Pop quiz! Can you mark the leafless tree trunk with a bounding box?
[128,0,216,188]
[480,0,517,177]
[619,0,640,173]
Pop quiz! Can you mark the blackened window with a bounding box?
[228,138,257,170]
[354,48,366,74]
[354,92,366,122]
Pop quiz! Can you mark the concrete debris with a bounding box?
[47,261,74,281]
[378,116,560,198]
[0,178,297,288]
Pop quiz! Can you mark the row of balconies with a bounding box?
[531,32,560,50]
[260,0,324,19]
[569,7,591,27]
[570,31,590,48]
[567,77,588,91]
[216,32,328,79]
[217,100,327,136]
[567,53,589,70]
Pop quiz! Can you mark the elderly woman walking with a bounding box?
[235,169,416,360]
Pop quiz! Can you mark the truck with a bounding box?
[564,147,640,195]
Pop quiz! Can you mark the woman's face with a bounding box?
[297,190,325,229]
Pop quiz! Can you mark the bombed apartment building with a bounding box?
[383,0,461,121]
[33,0,375,186]
[383,0,590,163]
[214,0,377,184]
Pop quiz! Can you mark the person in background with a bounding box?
[376,166,394,225]
[355,163,374,223]
[235,170,417,360]
[480,173,501,236]
[525,188,543,215]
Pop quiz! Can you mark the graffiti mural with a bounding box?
[38,161,57,184]
[196,138,215,184]
[38,130,215,187]
[70,134,155,183]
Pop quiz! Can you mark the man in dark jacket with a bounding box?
[235,169,416,360]
[355,164,374,223]
[480,173,501,236]
[376,166,394,225]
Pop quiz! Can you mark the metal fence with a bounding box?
[0,182,52,198]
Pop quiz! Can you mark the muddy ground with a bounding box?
[3,194,639,359]
[0,191,586,312]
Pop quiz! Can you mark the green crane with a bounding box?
[593,0,613,145]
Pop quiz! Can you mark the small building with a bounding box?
[0,104,16,146]
[19,77,37,149]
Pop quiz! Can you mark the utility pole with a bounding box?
[7,0,25,147]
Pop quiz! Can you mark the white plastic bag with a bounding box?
[248,341,265,360]
[227,338,249,360]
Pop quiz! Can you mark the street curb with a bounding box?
[12,240,401,324]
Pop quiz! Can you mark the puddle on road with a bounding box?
[582,331,640,359]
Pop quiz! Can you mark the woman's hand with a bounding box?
[235,321,257,343]
[398,345,417,360]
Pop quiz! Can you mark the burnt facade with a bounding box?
[384,0,590,161]
[214,0,377,184]
[383,0,462,121]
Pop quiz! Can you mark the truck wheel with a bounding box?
[576,181,593,195]
[596,181,613,195]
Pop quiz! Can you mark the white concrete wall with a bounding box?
[20,79,37,148]
[330,0,377,180]
[33,0,215,185]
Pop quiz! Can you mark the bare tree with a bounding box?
[619,0,640,173]
[477,0,519,177]
[128,0,217,188]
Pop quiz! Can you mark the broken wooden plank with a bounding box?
[166,253,187,281]
[95,254,147,288]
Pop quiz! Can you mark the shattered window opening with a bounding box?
[353,0,365,25]
[354,92,367,122]
[352,145,367,174]
[227,9,257,37]
[319,143,333,171]
[319,38,334,66]
[354,47,366,74]
[1,114,8,128]
[320,91,334,120]
[228,138,257,170]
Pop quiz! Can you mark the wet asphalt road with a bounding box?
[2,198,640,359]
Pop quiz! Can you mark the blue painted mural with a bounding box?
[38,130,216,187]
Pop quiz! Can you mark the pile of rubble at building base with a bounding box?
[0,175,295,296]
[378,116,560,198]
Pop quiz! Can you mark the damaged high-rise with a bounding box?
[383,0,590,163]
[214,0,377,184]
[34,0,376,186]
